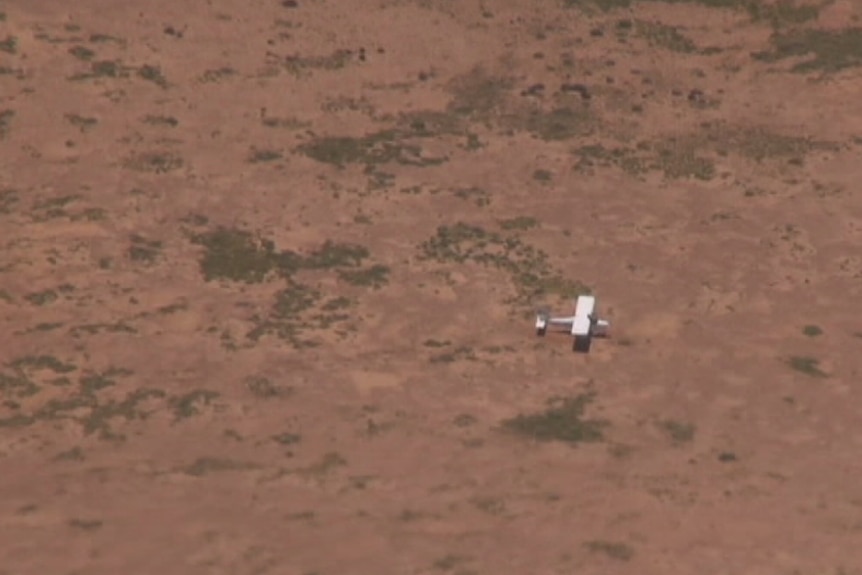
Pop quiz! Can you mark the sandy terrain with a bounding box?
[2,0,862,573]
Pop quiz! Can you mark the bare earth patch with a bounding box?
[1,0,862,573]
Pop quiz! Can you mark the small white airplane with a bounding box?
[535,294,610,353]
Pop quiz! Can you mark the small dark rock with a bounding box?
[718,451,737,462]
[590,27,604,37]
[282,0,298,7]
[418,71,428,81]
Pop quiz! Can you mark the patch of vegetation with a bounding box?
[141,114,178,127]
[28,322,64,333]
[74,207,107,222]
[194,229,370,282]
[273,432,301,445]
[68,45,95,61]
[0,65,23,78]
[30,194,80,220]
[69,322,137,337]
[68,59,133,81]
[245,375,292,398]
[786,355,828,378]
[430,345,477,364]
[471,496,506,515]
[261,115,309,130]
[501,393,607,444]
[446,65,513,122]
[718,451,737,462]
[659,419,695,443]
[566,0,820,28]
[79,387,165,440]
[79,369,130,394]
[271,280,321,318]
[0,372,40,399]
[532,169,553,182]
[419,222,590,304]
[248,148,283,163]
[519,106,594,141]
[753,28,862,73]
[248,281,349,347]
[584,540,634,561]
[563,0,633,10]
[169,390,219,420]
[579,139,715,179]
[24,289,58,306]
[616,19,697,53]
[0,109,14,139]
[0,189,18,214]
[200,67,236,83]
[191,226,385,346]
[11,355,76,374]
[88,33,124,44]
[453,413,477,427]
[123,151,183,173]
[137,64,167,88]
[0,364,167,440]
[0,36,17,54]
[54,447,85,462]
[802,324,823,337]
[192,227,284,283]
[296,128,447,169]
[297,102,511,169]
[337,264,390,289]
[65,113,98,132]
[577,122,829,179]
[284,49,353,77]
[718,126,833,162]
[653,140,716,179]
[499,216,538,231]
[182,457,258,477]
[128,234,163,264]
[452,186,490,207]
[433,554,472,571]
[69,518,103,530]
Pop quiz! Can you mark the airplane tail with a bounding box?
[535,309,549,336]
[593,318,610,337]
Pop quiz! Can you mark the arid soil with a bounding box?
[2,0,862,573]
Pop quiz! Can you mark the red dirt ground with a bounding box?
[2,0,862,573]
